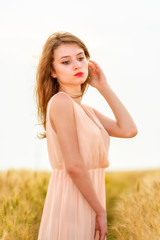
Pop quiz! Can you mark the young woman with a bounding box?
[35,31,138,240]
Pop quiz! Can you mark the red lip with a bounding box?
[74,72,84,76]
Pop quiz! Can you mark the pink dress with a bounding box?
[37,91,110,240]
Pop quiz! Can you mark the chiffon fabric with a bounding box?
[37,91,110,240]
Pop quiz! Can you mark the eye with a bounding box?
[78,56,85,61]
[62,61,70,65]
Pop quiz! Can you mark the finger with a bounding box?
[89,63,98,71]
[89,60,100,71]
[89,62,95,68]
[89,59,96,63]
[100,232,107,240]
[89,60,98,68]
[88,60,95,65]
[89,59,98,66]
[89,66,96,74]
[89,59,98,63]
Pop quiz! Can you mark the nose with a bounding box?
[73,59,81,69]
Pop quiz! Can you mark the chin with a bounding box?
[80,77,87,84]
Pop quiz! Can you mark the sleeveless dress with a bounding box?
[37,91,110,240]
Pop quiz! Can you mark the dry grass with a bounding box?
[0,169,50,240]
[106,170,160,240]
[0,168,160,239]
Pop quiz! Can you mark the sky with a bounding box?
[0,0,160,172]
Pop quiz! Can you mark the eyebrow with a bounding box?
[59,51,84,60]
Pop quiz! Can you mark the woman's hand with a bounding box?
[94,212,108,240]
[88,60,108,90]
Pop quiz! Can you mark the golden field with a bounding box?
[0,168,160,240]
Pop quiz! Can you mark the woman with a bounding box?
[35,31,138,240]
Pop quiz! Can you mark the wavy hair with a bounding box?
[34,31,91,139]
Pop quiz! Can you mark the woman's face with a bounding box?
[51,43,89,87]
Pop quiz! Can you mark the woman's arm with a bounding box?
[95,83,138,138]
[88,60,138,138]
[49,93,106,216]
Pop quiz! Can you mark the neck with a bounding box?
[58,87,82,104]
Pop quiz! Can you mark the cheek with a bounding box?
[56,66,68,75]
[83,61,89,72]
[57,66,72,80]
[84,59,89,67]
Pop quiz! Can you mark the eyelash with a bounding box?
[62,56,85,65]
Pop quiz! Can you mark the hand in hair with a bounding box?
[88,60,108,89]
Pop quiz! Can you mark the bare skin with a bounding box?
[88,60,138,138]
[51,43,87,105]
[50,43,138,240]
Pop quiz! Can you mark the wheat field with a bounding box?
[0,168,160,240]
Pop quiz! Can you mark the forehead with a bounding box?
[54,43,84,60]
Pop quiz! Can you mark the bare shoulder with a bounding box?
[49,92,75,133]
[48,92,82,172]
[50,92,73,113]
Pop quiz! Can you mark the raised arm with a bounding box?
[49,93,106,216]
[88,59,138,138]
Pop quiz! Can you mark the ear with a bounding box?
[51,70,57,78]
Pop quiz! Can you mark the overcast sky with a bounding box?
[0,0,160,172]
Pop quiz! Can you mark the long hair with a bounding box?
[34,31,91,139]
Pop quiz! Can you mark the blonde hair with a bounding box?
[34,31,91,139]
